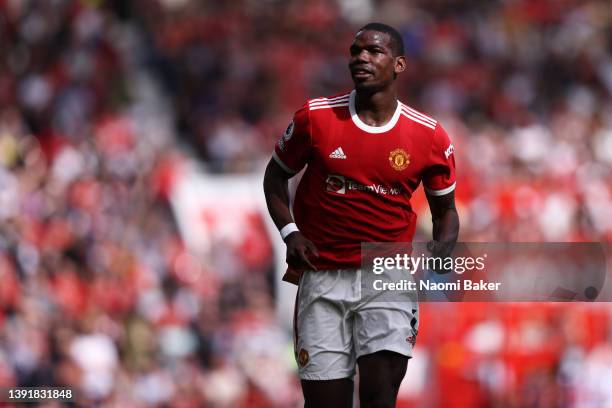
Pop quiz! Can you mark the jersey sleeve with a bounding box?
[422,123,456,196]
[272,105,311,174]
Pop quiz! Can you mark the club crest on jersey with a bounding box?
[389,148,410,171]
[278,120,295,151]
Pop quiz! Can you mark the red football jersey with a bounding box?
[274,90,456,280]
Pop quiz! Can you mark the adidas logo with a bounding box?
[329,147,347,159]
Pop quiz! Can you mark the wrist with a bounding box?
[280,223,299,241]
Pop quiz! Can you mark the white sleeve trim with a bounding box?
[272,151,298,175]
[424,182,456,196]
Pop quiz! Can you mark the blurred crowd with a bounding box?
[0,0,292,406]
[0,0,612,407]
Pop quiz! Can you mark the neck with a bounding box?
[354,88,398,127]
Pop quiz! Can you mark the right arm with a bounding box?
[264,106,319,271]
[263,158,319,270]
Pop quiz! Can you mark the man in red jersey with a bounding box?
[263,23,459,408]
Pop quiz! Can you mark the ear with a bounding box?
[395,56,407,75]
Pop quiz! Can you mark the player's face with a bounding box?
[349,30,404,91]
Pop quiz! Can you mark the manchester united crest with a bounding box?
[298,348,309,367]
[389,148,410,171]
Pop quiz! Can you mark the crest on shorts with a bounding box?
[406,326,418,347]
[389,148,410,171]
[298,348,309,367]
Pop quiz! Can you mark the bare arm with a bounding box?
[263,158,295,230]
[425,190,459,259]
[263,158,319,270]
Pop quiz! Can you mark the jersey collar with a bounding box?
[349,89,401,134]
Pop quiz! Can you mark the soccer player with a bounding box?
[263,23,459,408]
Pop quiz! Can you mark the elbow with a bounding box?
[263,161,273,196]
[263,158,289,197]
[433,208,460,242]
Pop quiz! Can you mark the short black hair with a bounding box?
[357,22,404,57]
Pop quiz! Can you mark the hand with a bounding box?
[427,240,454,274]
[285,232,319,271]
[427,240,455,259]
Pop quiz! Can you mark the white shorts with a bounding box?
[293,269,419,380]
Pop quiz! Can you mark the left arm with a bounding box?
[426,189,459,259]
[423,123,459,259]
